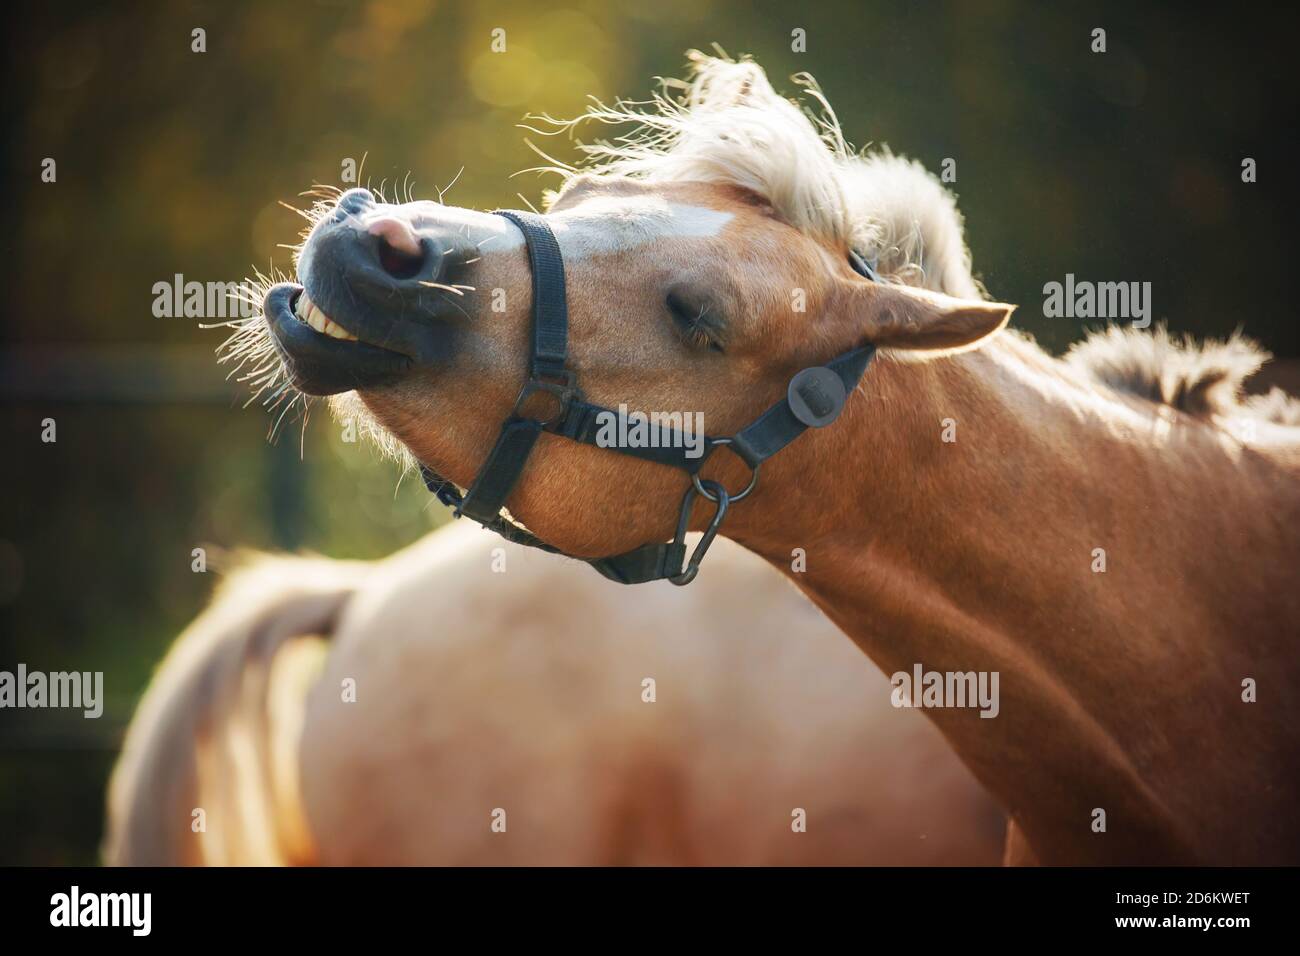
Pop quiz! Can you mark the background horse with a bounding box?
[243,53,1300,864]
[105,523,1003,865]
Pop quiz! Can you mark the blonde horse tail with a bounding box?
[103,554,362,865]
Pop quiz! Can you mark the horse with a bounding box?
[105,522,1003,865]
[239,51,1300,865]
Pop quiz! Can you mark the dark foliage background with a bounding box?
[1,0,1292,863]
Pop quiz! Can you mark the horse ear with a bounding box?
[836,279,1014,352]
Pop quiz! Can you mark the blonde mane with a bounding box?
[1065,325,1300,425]
[534,51,982,299]
[532,52,1297,425]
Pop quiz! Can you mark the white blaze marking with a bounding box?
[548,195,733,259]
[375,196,736,258]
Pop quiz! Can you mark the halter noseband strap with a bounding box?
[417,209,878,585]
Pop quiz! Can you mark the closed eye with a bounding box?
[666,292,724,353]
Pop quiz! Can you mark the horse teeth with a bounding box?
[323,318,356,340]
[294,292,358,341]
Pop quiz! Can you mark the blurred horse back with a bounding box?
[106,522,1004,865]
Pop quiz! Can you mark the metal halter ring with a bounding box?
[512,371,579,429]
[691,437,759,503]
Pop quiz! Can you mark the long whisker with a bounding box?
[438,165,465,203]
[417,281,474,296]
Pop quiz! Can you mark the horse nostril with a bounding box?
[369,217,427,280]
[376,235,426,280]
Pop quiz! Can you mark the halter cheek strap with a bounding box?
[417,209,878,585]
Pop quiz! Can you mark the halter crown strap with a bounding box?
[417,209,879,585]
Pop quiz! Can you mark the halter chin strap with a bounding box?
[417,209,878,585]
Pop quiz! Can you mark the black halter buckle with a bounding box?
[512,370,580,428]
[668,480,730,587]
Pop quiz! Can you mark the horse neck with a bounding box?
[732,333,1300,864]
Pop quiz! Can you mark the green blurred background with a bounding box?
[1,1,1292,863]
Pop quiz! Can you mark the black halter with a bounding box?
[418,209,879,585]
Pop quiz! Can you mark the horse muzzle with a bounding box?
[262,188,472,395]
